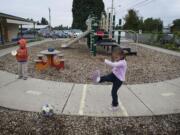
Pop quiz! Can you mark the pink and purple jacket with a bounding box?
[105,59,127,81]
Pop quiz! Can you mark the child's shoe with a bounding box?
[18,76,23,79]
[109,105,120,112]
[92,70,100,83]
[23,77,28,80]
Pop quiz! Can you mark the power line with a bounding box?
[129,0,150,9]
[118,0,143,9]
[117,0,151,13]
[135,0,156,9]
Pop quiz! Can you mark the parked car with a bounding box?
[43,32,51,38]
[38,28,51,38]
[63,30,74,38]
[62,31,69,38]
[55,31,67,38]
[71,29,83,38]
[49,31,58,39]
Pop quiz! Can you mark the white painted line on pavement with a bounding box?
[26,90,42,96]
[78,84,87,115]
[119,101,129,116]
[161,92,175,97]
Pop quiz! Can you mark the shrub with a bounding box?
[164,43,178,50]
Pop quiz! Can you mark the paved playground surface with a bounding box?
[0,39,180,117]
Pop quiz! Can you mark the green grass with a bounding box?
[153,43,180,52]
[140,41,180,52]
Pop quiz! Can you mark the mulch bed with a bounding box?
[0,41,180,134]
[0,107,179,135]
[0,40,180,84]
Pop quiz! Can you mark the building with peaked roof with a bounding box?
[0,12,35,44]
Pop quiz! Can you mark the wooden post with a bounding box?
[0,18,7,43]
[33,22,36,39]
[0,17,4,44]
[3,19,8,42]
[20,24,23,38]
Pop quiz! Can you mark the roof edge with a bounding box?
[0,12,36,23]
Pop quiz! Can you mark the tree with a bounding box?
[171,19,180,33]
[26,18,34,22]
[53,25,69,30]
[123,9,142,31]
[72,0,105,30]
[144,18,163,33]
[138,17,144,31]
[41,17,48,25]
[37,21,41,25]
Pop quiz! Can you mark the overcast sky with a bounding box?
[0,0,180,27]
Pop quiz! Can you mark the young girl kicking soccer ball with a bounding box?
[92,47,127,110]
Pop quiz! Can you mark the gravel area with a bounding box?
[0,107,179,135]
[0,40,180,84]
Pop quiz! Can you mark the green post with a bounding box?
[91,34,96,56]
[90,19,97,56]
[87,34,90,48]
[93,34,96,56]
[118,19,122,44]
[108,13,111,32]
[118,31,121,44]
[90,32,93,54]
[112,15,115,38]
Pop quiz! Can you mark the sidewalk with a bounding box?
[0,40,179,117]
[0,70,179,117]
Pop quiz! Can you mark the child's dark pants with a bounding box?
[100,73,122,107]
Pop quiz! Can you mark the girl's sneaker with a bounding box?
[92,70,100,83]
[18,76,23,79]
[23,77,28,80]
[109,105,120,112]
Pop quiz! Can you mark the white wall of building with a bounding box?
[7,23,19,41]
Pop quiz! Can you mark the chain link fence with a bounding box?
[125,32,180,51]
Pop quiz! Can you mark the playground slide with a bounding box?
[61,30,91,48]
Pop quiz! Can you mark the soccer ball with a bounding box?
[41,104,54,117]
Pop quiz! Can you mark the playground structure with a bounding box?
[61,10,138,56]
[61,30,91,48]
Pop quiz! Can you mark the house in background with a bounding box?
[171,25,180,33]
[22,24,48,31]
[163,26,171,34]
[0,12,34,44]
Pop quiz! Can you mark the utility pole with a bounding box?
[48,8,51,31]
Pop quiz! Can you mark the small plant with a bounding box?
[164,43,179,51]
[174,31,180,38]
